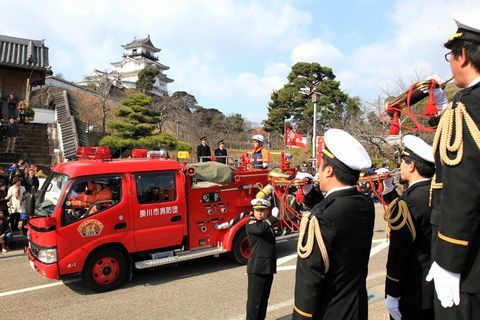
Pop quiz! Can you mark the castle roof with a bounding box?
[121,36,160,53]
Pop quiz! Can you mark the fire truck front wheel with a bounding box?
[229,229,251,265]
[83,248,128,292]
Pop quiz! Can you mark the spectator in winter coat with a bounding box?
[0,213,13,252]
[4,176,26,231]
[5,118,19,153]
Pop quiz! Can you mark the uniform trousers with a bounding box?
[390,308,434,320]
[434,292,480,320]
[5,137,16,152]
[246,273,273,320]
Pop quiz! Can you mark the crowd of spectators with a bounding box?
[0,158,43,253]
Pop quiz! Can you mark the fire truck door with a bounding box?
[132,171,186,251]
[56,175,131,275]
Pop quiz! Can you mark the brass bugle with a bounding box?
[386,76,453,111]
[440,76,454,88]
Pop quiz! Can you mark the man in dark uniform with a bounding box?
[385,135,435,320]
[214,140,227,164]
[426,13,480,320]
[196,136,211,162]
[293,128,375,320]
[246,198,279,320]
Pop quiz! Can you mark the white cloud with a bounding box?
[0,0,312,121]
[264,62,290,78]
[3,0,477,122]
[335,0,477,98]
[290,38,345,67]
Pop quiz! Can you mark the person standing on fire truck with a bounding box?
[292,128,374,320]
[214,140,228,164]
[246,198,279,320]
[251,135,270,169]
[196,136,211,162]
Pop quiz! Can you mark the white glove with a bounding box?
[427,74,442,83]
[271,207,279,218]
[262,162,269,169]
[426,75,448,113]
[385,295,402,320]
[426,261,461,308]
[433,88,448,113]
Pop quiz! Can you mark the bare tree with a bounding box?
[85,69,123,132]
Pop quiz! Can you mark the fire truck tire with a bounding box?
[83,248,128,292]
[229,228,251,265]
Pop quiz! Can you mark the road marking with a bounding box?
[0,254,26,261]
[0,279,80,298]
[276,240,388,272]
[277,253,297,266]
[370,241,389,257]
[278,265,296,271]
[229,288,385,320]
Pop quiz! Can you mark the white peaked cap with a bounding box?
[375,168,391,174]
[251,198,271,208]
[453,12,480,33]
[402,135,434,164]
[296,172,314,180]
[323,129,372,171]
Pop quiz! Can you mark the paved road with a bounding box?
[0,204,389,320]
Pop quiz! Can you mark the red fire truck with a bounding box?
[26,147,298,291]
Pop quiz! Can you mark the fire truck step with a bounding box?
[135,247,228,269]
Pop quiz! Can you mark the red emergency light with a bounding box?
[131,149,148,158]
[76,146,112,160]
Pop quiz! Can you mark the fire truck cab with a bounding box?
[26,148,296,291]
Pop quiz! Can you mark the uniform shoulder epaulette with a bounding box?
[433,101,480,166]
[297,212,330,273]
[384,197,416,241]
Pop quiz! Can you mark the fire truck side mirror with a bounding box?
[26,187,36,216]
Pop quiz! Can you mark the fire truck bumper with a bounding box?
[27,248,59,279]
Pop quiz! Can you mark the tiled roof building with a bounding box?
[0,35,50,71]
[0,34,51,118]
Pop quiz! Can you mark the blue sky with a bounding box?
[1,0,476,123]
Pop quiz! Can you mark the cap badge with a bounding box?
[322,148,335,159]
[448,32,463,41]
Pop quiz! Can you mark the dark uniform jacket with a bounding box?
[196,144,211,162]
[6,122,18,137]
[430,82,480,294]
[385,179,433,316]
[214,147,227,164]
[293,188,375,320]
[246,215,277,275]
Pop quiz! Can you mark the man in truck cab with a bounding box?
[67,178,112,214]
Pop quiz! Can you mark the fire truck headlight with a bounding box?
[38,248,57,264]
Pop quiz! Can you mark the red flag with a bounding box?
[316,136,325,165]
[285,127,305,147]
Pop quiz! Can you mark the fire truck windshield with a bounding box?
[34,172,69,216]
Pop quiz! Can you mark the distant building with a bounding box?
[0,34,50,118]
[78,36,173,96]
